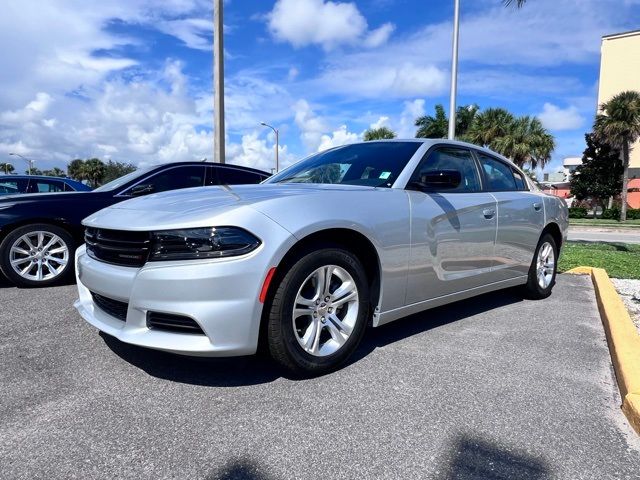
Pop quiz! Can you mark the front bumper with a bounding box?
[74,243,272,357]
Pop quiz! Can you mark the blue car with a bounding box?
[0,175,91,195]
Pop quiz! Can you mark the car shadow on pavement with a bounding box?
[101,287,524,387]
[349,287,524,364]
[443,434,550,479]
[100,332,284,387]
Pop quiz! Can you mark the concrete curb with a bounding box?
[566,267,640,434]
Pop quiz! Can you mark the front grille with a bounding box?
[91,292,128,322]
[85,227,151,267]
[147,312,205,335]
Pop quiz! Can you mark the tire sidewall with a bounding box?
[0,224,75,288]
[268,248,370,374]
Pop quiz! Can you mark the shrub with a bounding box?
[601,208,620,220]
[569,207,588,219]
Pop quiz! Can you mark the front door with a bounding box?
[406,146,498,304]
[476,153,545,280]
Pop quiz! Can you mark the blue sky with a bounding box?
[0,0,639,174]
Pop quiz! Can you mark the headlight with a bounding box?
[148,227,261,261]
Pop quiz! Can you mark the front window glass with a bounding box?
[411,147,480,192]
[94,166,151,192]
[266,142,422,188]
[35,180,64,192]
[124,166,206,195]
[478,154,517,191]
[0,179,23,195]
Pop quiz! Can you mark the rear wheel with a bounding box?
[523,233,557,300]
[0,224,74,288]
[267,248,369,375]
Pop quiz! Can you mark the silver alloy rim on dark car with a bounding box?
[292,264,359,357]
[536,241,555,289]
[9,231,69,281]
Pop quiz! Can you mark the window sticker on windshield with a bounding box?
[379,171,391,180]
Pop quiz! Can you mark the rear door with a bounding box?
[210,166,266,185]
[406,146,498,303]
[475,152,544,280]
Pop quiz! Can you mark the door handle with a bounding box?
[533,202,542,211]
[482,208,495,219]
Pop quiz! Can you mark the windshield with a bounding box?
[93,166,155,192]
[266,142,422,188]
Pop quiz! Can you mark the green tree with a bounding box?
[415,104,448,138]
[570,134,623,212]
[464,108,515,148]
[25,168,43,175]
[593,90,640,221]
[363,127,397,141]
[491,116,555,169]
[0,162,15,175]
[42,167,66,177]
[503,0,527,6]
[67,159,86,181]
[415,104,479,139]
[82,158,106,188]
[102,160,137,184]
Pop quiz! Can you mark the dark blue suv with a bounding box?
[0,175,92,195]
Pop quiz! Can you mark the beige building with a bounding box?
[597,29,640,170]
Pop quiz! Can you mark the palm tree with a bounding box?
[67,159,86,181]
[492,116,555,169]
[503,0,527,6]
[464,108,515,148]
[415,104,478,139]
[82,158,106,188]
[593,90,640,221]
[0,162,15,175]
[363,127,397,141]
[42,167,67,177]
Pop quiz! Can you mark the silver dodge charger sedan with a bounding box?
[75,140,568,374]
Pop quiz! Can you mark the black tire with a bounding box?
[0,224,75,288]
[523,233,558,300]
[267,248,370,376]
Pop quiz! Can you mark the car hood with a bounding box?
[83,184,376,230]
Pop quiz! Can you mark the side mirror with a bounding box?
[420,170,462,189]
[129,184,155,196]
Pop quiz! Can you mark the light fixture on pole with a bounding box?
[213,0,225,163]
[447,0,461,140]
[260,122,279,173]
[9,152,35,175]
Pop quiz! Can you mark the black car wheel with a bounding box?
[266,248,370,376]
[0,224,75,288]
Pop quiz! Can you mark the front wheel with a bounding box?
[523,233,558,300]
[266,248,370,376]
[0,224,75,288]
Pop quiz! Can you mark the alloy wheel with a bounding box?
[536,241,555,289]
[292,264,359,357]
[9,231,69,282]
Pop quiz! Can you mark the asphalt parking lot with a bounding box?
[1,274,639,479]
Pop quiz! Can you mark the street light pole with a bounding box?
[9,153,34,175]
[260,122,279,173]
[213,0,225,163]
[447,0,461,140]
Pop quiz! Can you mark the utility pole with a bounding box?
[9,153,34,175]
[260,122,279,173]
[447,0,460,140]
[213,0,225,163]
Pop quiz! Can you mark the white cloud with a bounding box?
[370,116,390,130]
[0,93,53,124]
[156,18,212,50]
[227,131,296,172]
[267,0,394,51]
[397,99,425,138]
[318,125,360,152]
[293,99,329,151]
[538,103,585,131]
[363,22,395,48]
